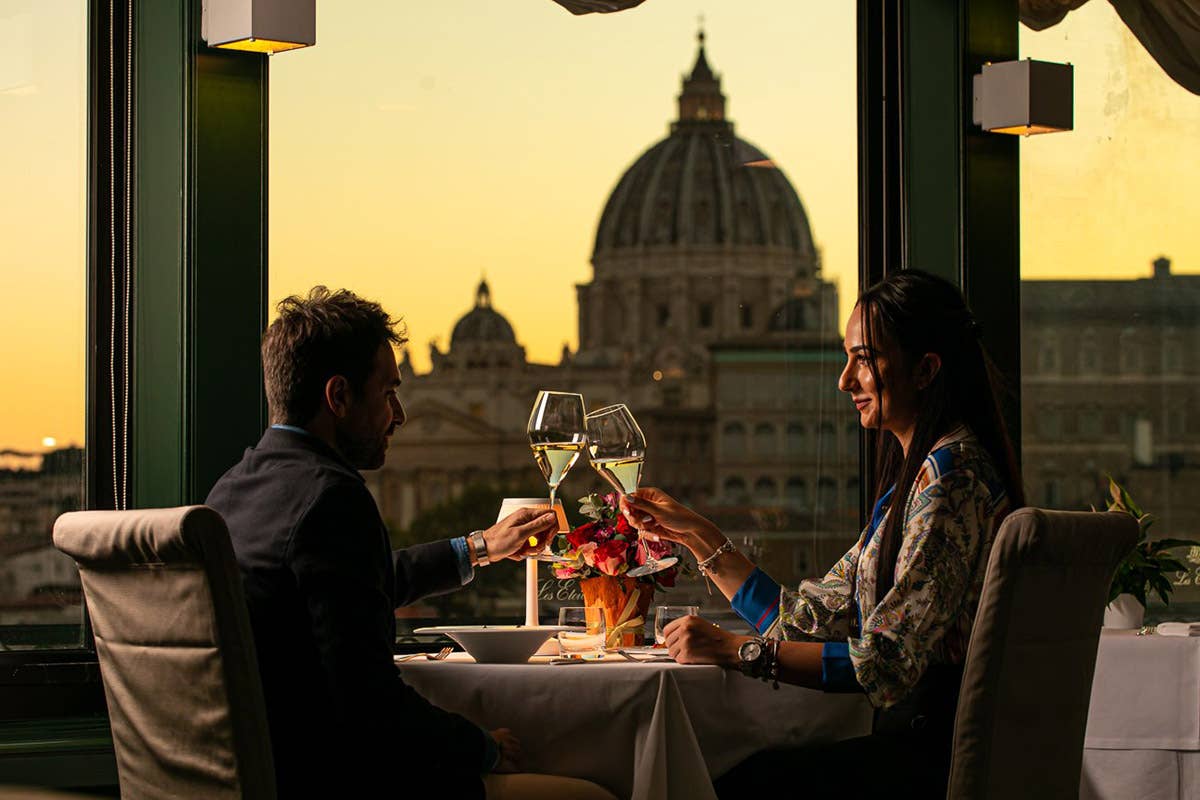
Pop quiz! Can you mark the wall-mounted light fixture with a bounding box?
[972,59,1073,136]
[202,0,315,55]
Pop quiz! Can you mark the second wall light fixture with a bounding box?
[973,58,1073,136]
[201,0,316,55]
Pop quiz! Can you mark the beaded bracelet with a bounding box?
[696,538,736,594]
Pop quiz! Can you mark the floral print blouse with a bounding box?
[731,426,1011,708]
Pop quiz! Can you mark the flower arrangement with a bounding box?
[552,493,679,591]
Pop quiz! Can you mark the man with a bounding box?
[206,287,558,797]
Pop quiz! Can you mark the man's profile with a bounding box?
[205,287,558,797]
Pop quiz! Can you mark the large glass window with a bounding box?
[1020,3,1200,619]
[0,0,87,649]
[269,2,860,633]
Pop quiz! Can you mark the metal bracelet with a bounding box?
[468,530,490,567]
[696,538,736,575]
[766,638,780,690]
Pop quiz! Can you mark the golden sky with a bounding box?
[2,1,1197,453]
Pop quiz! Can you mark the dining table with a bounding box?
[397,652,874,800]
[1081,629,1200,800]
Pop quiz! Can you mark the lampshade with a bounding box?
[972,59,1073,136]
[202,0,315,54]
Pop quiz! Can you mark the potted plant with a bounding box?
[1101,477,1200,628]
[551,493,682,647]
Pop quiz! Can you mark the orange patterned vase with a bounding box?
[579,575,653,648]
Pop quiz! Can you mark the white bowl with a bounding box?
[412,625,569,664]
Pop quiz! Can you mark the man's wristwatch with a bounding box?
[467,530,490,567]
[737,637,768,678]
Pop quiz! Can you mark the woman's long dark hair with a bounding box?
[859,270,1025,599]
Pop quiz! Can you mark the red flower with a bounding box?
[643,536,672,560]
[656,567,677,588]
[593,539,629,576]
[615,512,635,538]
[566,521,599,549]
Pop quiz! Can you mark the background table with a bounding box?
[398,654,873,800]
[1082,630,1200,800]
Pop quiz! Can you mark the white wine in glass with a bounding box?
[526,391,587,563]
[585,404,677,578]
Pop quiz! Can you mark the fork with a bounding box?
[395,646,454,663]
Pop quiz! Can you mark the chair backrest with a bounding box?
[53,507,275,800]
[946,508,1137,799]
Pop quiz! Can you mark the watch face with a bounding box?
[739,640,763,663]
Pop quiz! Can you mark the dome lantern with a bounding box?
[677,26,726,125]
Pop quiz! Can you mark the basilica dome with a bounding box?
[593,34,817,262]
[450,280,517,350]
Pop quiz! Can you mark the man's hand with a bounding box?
[482,508,559,561]
[662,614,747,668]
[489,728,522,773]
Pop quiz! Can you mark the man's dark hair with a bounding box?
[262,287,407,425]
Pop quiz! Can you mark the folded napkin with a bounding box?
[1155,622,1200,636]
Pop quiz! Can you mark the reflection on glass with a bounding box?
[269,3,861,628]
[1019,4,1200,619]
[1,2,87,649]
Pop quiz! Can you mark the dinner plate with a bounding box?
[412,625,571,664]
[618,645,669,656]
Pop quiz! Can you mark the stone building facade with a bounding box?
[370,35,859,596]
[1021,257,1200,602]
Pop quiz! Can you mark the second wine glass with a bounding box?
[585,404,678,578]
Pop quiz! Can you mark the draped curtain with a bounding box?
[550,0,1200,96]
[1020,0,1200,94]
[551,0,646,14]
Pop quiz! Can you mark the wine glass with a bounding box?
[584,404,678,577]
[526,391,587,563]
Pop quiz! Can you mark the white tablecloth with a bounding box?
[398,654,873,800]
[1082,630,1200,800]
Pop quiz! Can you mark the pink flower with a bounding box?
[553,565,578,580]
[577,542,599,568]
[594,540,629,576]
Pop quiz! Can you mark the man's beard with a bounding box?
[335,427,388,471]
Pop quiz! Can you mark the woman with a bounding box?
[623,270,1024,798]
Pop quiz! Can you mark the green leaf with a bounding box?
[1149,538,1200,552]
[1157,558,1189,574]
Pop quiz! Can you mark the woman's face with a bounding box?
[838,305,921,438]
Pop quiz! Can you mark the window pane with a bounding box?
[269,2,860,634]
[1020,4,1200,620]
[0,1,86,648]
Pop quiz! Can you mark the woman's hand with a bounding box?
[662,615,748,668]
[620,487,724,558]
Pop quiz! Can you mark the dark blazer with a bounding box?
[206,427,487,798]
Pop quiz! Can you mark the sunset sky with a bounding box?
[2,0,1198,453]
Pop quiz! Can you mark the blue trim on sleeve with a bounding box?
[449,536,475,585]
[731,568,782,633]
[821,641,861,693]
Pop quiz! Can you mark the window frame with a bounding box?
[1,0,1026,717]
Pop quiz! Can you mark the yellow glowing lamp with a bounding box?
[972,59,1073,136]
[202,0,315,55]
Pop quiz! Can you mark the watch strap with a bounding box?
[467,530,490,567]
